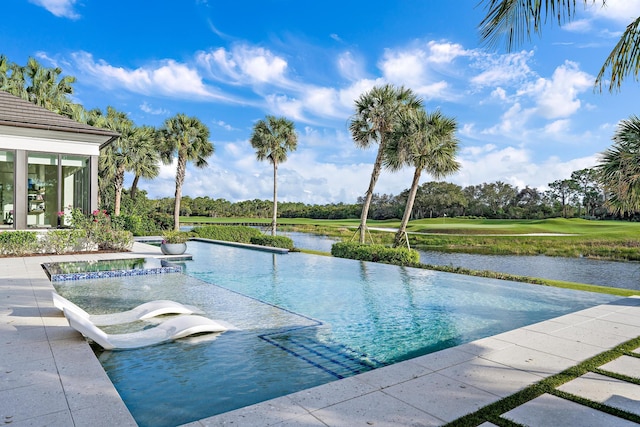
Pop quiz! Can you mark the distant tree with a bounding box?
[250,116,298,235]
[598,115,640,215]
[548,179,579,218]
[478,0,640,91]
[571,168,603,217]
[349,84,422,243]
[160,114,214,231]
[385,109,460,247]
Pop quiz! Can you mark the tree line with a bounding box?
[150,164,617,221]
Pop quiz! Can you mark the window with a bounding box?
[27,153,58,228]
[0,150,14,229]
[61,155,90,226]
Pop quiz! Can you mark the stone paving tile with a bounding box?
[273,412,327,426]
[557,372,640,416]
[437,357,542,398]
[382,372,499,423]
[599,355,640,379]
[453,336,514,357]
[570,318,640,340]
[197,395,310,426]
[7,409,73,427]
[287,376,377,412]
[70,401,137,427]
[0,339,53,365]
[633,346,640,356]
[0,381,68,423]
[0,356,59,391]
[502,393,637,427]
[600,311,640,328]
[549,323,632,349]
[481,344,576,378]
[351,359,433,389]
[312,390,443,427]
[410,346,476,371]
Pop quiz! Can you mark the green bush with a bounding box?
[250,235,294,250]
[41,229,85,255]
[192,225,262,243]
[0,231,39,256]
[331,242,420,266]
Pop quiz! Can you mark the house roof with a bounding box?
[0,90,119,144]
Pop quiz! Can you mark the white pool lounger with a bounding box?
[63,308,228,350]
[52,292,203,326]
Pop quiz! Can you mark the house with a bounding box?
[0,90,118,230]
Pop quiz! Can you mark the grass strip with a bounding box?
[444,336,640,427]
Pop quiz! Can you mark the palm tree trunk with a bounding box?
[394,168,422,247]
[174,156,187,231]
[359,145,385,243]
[114,166,125,216]
[130,174,140,199]
[272,162,278,236]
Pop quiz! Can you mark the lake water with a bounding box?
[280,231,640,290]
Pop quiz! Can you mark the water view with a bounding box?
[53,241,617,426]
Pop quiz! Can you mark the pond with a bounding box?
[280,230,640,290]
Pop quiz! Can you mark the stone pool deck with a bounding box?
[1,243,639,426]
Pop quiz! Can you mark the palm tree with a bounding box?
[385,109,461,247]
[597,115,640,215]
[95,107,141,216]
[129,125,161,199]
[349,84,422,243]
[160,114,214,231]
[250,116,298,236]
[478,0,640,91]
[24,57,75,115]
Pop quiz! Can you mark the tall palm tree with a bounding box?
[385,109,461,247]
[24,57,75,115]
[160,114,214,231]
[250,116,298,236]
[129,125,161,199]
[597,115,640,215]
[478,0,640,91]
[349,84,422,243]
[95,107,140,216]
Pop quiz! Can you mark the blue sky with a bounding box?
[3,1,640,204]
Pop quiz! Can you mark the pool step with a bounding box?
[263,333,384,379]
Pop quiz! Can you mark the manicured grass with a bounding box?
[182,215,640,266]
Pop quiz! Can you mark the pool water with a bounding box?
[53,241,617,426]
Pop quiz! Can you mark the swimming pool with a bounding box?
[53,241,617,426]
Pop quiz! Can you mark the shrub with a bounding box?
[0,231,39,256]
[41,229,85,255]
[331,242,420,266]
[250,235,294,250]
[162,230,190,244]
[192,225,262,243]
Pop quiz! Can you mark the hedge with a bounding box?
[192,225,262,243]
[331,242,420,266]
[250,235,294,250]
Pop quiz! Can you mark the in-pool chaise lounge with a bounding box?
[52,292,203,326]
[63,308,228,350]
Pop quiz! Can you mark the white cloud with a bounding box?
[587,0,640,23]
[522,61,593,119]
[197,45,288,86]
[470,50,534,87]
[71,51,233,101]
[29,0,79,19]
[140,102,170,116]
[426,40,467,64]
[336,51,365,81]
